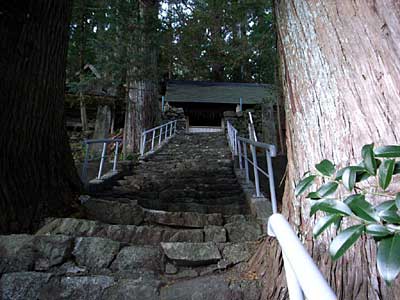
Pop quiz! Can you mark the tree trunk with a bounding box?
[78,0,88,132]
[92,105,112,153]
[123,0,160,155]
[251,1,400,299]
[0,1,81,234]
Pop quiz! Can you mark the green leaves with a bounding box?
[377,235,400,284]
[376,200,396,213]
[380,210,400,224]
[315,159,335,176]
[396,193,400,210]
[366,224,392,238]
[307,182,338,199]
[342,168,356,191]
[313,214,341,237]
[298,143,400,284]
[295,175,316,196]
[375,146,400,158]
[362,144,377,175]
[310,199,352,217]
[379,159,395,190]
[329,225,364,260]
[344,194,379,222]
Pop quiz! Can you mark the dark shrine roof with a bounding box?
[165,80,275,105]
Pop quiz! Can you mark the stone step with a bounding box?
[122,175,238,186]
[95,190,244,206]
[116,179,239,192]
[128,168,235,178]
[83,198,144,225]
[82,197,227,229]
[160,275,261,300]
[36,218,206,245]
[0,234,162,275]
[0,271,161,300]
[158,190,244,201]
[161,242,221,266]
[143,209,223,228]
[138,200,248,215]
[36,217,262,245]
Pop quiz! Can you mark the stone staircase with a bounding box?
[0,133,264,300]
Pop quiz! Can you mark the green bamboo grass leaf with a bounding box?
[366,224,392,238]
[395,193,400,210]
[316,182,339,198]
[313,214,341,237]
[342,168,356,191]
[377,235,400,284]
[329,225,364,260]
[362,144,377,175]
[295,175,316,196]
[355,171,370,183]
[306,182,338,200]
[380,210,400,224]
[306,192,321,200]
[379,159,395,190]
[375,146,400,158]
[376,200,397,213]
[315,159,335,177]
[335,166,365,181]
[394,162,400,175]
[344,194,379,222]
[310,199,352,217]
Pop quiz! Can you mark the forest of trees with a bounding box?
[66,0,276,89]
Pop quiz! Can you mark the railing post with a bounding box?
[141,133,146,156]
[243,143,250,183]
[234,130,238,155]
[97,142,107,179]
[251,143,261,197]
[237,140,243,169]
[266,149,278,213]
[174,120,177,134]
[82,142,90,183]
[151,130,156,151]
[165,123,168,139]
[159,127,163,145]
[112,141,119,172]
[169,121,173,137]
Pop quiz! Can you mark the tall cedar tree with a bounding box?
[0,1,81,234]
[248,1,400,298]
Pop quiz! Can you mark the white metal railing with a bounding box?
[140,120,177,157]
[227,120,277,212]
[268,214,336,300]
[81,138,122,183]
[226,120,337,300]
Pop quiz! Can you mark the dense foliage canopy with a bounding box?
[66,0,276,92]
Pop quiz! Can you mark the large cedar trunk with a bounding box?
[123,0,160,154]
[0,2,81,234]
[250,1,400,299]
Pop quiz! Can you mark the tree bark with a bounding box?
[0,1,81,234]
[78,0,89,132]
[250,1,400,299]
[124,0,160,155]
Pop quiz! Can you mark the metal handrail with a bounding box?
[226,121,337,300]
[140,120,177,157]
[81,138,122,183]
[227,121,277,212]
[268,214,337,300]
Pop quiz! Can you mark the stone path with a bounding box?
[0,133,264,299]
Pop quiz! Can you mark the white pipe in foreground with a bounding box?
[268,214,337,300]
